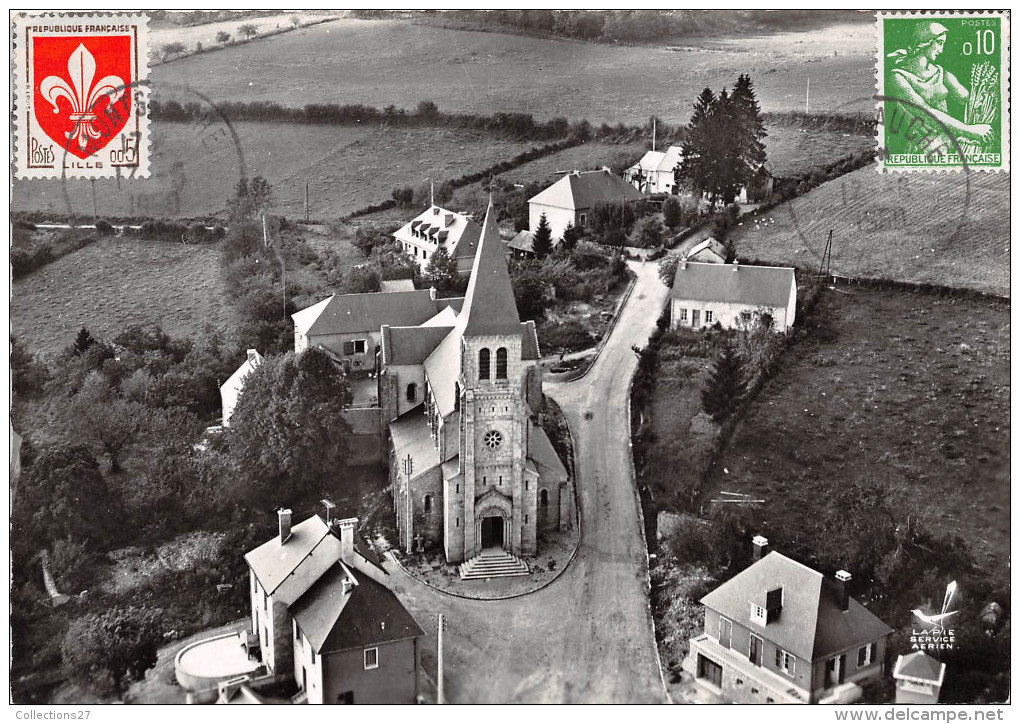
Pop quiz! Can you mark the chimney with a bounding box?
[733,260,739,271]
[680,260,687,270]
[321,498,336,526]
[752,534,769,561]
[341,572,356,597]
[246,348,258,364]
[429,286,437,301]
[835,570,852,611]
[337,517,357,565]
[278,508,292,544]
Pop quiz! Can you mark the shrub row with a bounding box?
[762,110,876,136]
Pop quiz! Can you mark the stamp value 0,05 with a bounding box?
[12,12,150,179]
[877,10,1010,172]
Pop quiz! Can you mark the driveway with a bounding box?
[386,260,672,703]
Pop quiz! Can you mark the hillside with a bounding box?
[152,18,875,124]
[735,167,1011,297]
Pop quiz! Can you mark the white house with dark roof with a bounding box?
[626,146,684,195]
[670,261,797,332]
[393,205,482,274]
[382,200,570,571]
[528,168,644,241]
[683,536,894,704]
[893,651,946,704]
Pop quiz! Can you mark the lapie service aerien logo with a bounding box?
[33,36,132,159]
[910,580,958,651]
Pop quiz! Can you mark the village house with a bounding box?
[683,536,894,704]
[393,205,482,274]
[625,145,684,195]
[528,168,644,242]
[670,260,797,332]
[175,503,423,704]
[220,349,263,427]
[684,237,728,264]
[292,288,462,374]
[892,651,946,704]
[383,200,571,573]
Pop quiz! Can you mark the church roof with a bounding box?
[381,325,455,366]
[423,326,462,417]
[458,201,523,338]
[389,407,441,478]
[528,422,568,482]
[292,290,440,338]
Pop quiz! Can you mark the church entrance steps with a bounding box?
[458,548,530,580]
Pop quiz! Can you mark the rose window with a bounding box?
[483,430,503,449]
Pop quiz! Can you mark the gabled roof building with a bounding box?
[528,168,644,241]
[393,205,482,275]
[625,146,684,195]
[670,261,797,333]
[683,536,894,704]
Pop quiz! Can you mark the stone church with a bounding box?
[379,202,571,565]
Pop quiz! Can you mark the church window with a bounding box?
[479,348,491,380]
[496,348,508,379]
[424,494,433,514]
[454,382,460,411]
[483,430,503,449]
[406,382,418,403]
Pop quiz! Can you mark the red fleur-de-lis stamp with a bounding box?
[13,13,150,179]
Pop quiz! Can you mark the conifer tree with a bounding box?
[424,245,458,291]
[701,342,748,422]
[532,213,553,259]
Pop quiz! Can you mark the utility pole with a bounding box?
[805,77,810,114]
[430,180,434,207]
[90,179,98,218]
[818,229,833,279]
[304,182,309,223]
[402,454,413,553]
[437,613,445,704]
[652,117,656,152]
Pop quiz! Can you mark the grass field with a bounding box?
[152,18,875,124]
[735,166,1011,297]
[11,235,232,359]
[150,12,336,58]
[10,123,542,221]
[704,287,1010,575]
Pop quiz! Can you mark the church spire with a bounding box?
[458,198,522,337]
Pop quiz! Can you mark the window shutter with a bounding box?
[343,341,355,355]
[775,649,781,668]
[869,642,878,662]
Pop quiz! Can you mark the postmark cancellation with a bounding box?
[877,10,1010,172]
[12,12,150,179]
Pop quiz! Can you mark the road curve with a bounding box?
[385,260,671,703]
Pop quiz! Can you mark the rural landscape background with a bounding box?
[10,9,1009,706]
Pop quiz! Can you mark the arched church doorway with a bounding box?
[480,515,505,549]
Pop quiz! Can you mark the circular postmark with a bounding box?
[28,79,248,222]
[758,93,973,281]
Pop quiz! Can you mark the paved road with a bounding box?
[386,260,672,704]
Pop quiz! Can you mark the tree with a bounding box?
[635,215,664,248]
[658,255,679,287]
[290,14,301,27]
[662,196,683,230]
[67,372,142,471]
[560,222,581,252]
[424,245,458,291]
[730,74,768,178]
[227,348,353,504]
[61,606,163,696]
[701,343,747,422]
[72,327,97,357]
[238,23,259,39]
[509,261,549,320]
[11,336,47,396]
[160,41,186,61]
[532,213,553,259]
[215,30,231,43]
[231,176,272,221]
[12,445,120,555]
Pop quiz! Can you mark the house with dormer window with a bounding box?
[393,205,482,275]
[683,536,893,704]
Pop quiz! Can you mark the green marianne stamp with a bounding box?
[878,11,1010,172]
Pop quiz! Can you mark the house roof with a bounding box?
[222,350,263,392]
[700,551,894,662]
[685,237,727,262]
[630,146,683,174]
[521,320,540,360]
[893,652,946,685]
[291,563,424,655]
[508,230,535,254]
[458,200,523,338]
[243,516,334,596]
[528,422,568,482]
[393,206,482,262]
[671,262,796,308]
[380,278,416,293]
[529,169,644,211]
[293,290,440,338]
[382,325,454,366]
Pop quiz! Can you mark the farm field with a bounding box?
[11,235,233,360]
[703,287,1010,575]
[152,18,875,124]
[10,123,542,221]
[735,166,1011,297]
[150,12,337,58]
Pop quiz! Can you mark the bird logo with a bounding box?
[912,580,958,631]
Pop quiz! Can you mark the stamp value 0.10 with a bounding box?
[877,10,1010,172]
[12,13,150,179]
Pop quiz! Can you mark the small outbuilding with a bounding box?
[893,651,946,704]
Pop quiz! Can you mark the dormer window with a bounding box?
[750,604,767,626]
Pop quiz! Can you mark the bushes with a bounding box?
[61,606,163,696]
[538,320,595,354]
